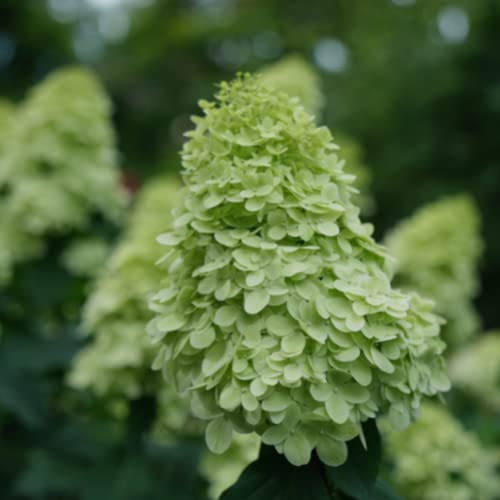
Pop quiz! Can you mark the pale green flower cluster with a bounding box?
[385,402,500,500]
[148,75,449,467]
[61,237,110,277]
[259,56,373,215]
[385,195,482,349]
[449,331,500,412]
[259,55,325,118]
[0,67,127,285]
[68,177,183,402]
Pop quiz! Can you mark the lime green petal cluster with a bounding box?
[0,67,126,284]
[68,178,183,401]
[61,237,110,278]
[148,75,449,467]
[385,402,500,500]
[385,195,482,349]
[260,56,373,215]
[259,55,325,118]
[449,331,500,412]
[201,433,261,499]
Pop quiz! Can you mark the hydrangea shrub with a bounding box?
[385,194,482,348]
[148,74,449,467]
[384,402,500,500]
[0,67,127,284]
[449,331,500,412]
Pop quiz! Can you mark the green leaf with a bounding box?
[325,419,382,500]
[372,479,403,500]
[221,445,331,500]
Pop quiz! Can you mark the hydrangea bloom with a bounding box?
[0,67,127,284]
[449,331,500,412]
[385,195,483,349]
[259,55,374,215]
[68,178,183,402]
[148,75,449,467]
[384,402,500,500]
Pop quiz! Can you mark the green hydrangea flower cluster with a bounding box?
[0,67,126,285]
[260,55,373,215]
[384,402,500,500]
[148,74,449,467]
[449,331,500,412]
[385,195,483,349]
[259,55,325,119]
[69,177,183,402]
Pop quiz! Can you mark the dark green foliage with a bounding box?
[325,419,381,500]
[224,421,400,500]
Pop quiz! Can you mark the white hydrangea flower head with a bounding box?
[385,194,483,349]
[0,67,127,284]
[148,74,449,467]
[384,402,500,500]
[449,331,500,412]
[69,177,183,404]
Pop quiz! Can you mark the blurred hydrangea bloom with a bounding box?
[385,194,483,349]
[0,67,127,284]
[449,331,500,412]
[69,178,183,403]
[259,55,325,118]
[259,55,374,215]
[148,75,449,467]
[61,237,110,278]
[385,402,500,500]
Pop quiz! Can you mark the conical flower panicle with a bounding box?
[0,67,126,236]
[148,75,449,467]
[0,68,127,284]
[385,194,482,348]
